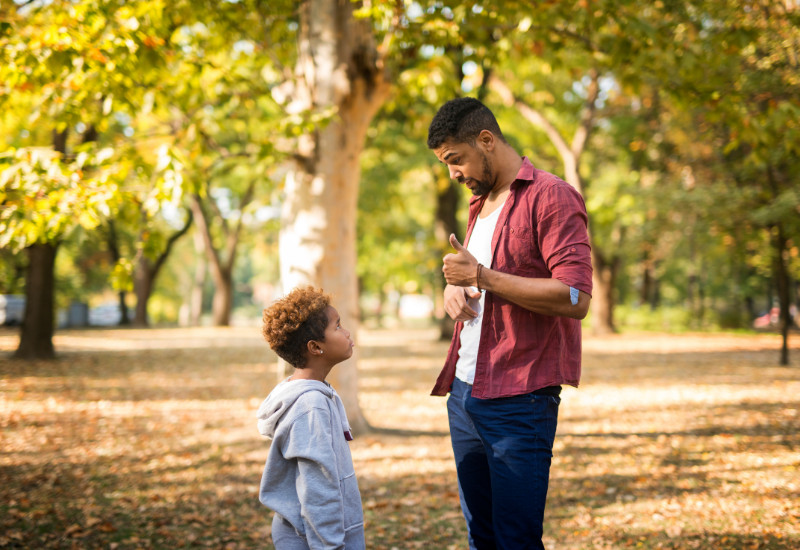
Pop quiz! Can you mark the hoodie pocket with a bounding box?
[340,472,364,530]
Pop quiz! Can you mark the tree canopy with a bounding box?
[1,0,798,365]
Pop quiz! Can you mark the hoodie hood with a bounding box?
[256,378,353,440]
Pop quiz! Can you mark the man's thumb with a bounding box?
[449,233,465,251]
[466,287,482,299]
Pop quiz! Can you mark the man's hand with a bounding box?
[443,284,481,322]
[442,235,482,322]
[442,234,478,287]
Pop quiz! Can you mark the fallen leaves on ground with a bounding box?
[0,326,798,549]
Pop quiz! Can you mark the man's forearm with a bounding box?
[479,266,591,319]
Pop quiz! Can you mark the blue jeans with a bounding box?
[447,378,560,550]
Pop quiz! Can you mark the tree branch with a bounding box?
[152,209,194,276]
[571,68,600,157]
[224,179,257,272]
[190,194,224,276]
[488,74,571,161]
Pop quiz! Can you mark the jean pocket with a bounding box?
[531,394,560,444]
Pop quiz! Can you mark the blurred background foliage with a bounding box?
[1,0,798,342]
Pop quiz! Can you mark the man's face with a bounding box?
[434,140,495,197]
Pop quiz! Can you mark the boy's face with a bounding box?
[319,306,354,362]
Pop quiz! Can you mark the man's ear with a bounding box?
[478,129,495,151]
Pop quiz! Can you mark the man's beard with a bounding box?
[459,153,495,196]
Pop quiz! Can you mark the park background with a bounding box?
[1,0,799,548]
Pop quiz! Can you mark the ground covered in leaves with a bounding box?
[1,326,798,549]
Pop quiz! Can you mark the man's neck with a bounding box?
[488,150,523,202]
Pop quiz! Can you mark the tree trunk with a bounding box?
[105,221,130,326]
[190,228,207,326]
[773,224,791,366]
[591,247,616,335]
[189,195,239,327]
[686,225,702,329]
[15,128,69,358]
[132,212,193,327]
[15,243,58,359]
[490,73,616,334]
[564,157,617,334]
[278,0,391,434]
[211,269,233,326]
[430,51,486,341]
[133,253,153,327]
[117,291,130,325]
[434,171,461,340]
[641,260,654,307]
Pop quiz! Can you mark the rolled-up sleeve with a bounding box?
[537,182,593,296]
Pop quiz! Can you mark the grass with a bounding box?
[0,326,798,549]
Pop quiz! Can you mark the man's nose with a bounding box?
[448,165,461,180]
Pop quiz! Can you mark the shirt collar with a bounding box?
[469,156,535,208]
[515,156,535,182]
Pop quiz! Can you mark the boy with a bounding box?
[257,286,365,549]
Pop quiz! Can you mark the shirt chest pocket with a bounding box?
[496,225,539,270]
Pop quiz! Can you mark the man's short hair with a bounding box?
[427,97,505,149]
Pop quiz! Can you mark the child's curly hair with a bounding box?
[262,286,331,368]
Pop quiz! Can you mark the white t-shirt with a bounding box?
[454,203,504,384]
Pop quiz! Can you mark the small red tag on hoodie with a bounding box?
[344,430,353,441]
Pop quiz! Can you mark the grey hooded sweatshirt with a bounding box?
[257,378,365,550]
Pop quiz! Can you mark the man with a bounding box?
[428,97,593,550]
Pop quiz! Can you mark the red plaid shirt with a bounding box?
[431,158,593,399]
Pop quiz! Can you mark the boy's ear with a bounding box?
[307,340,324,356]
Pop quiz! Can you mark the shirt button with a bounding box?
[571,247,576,252]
